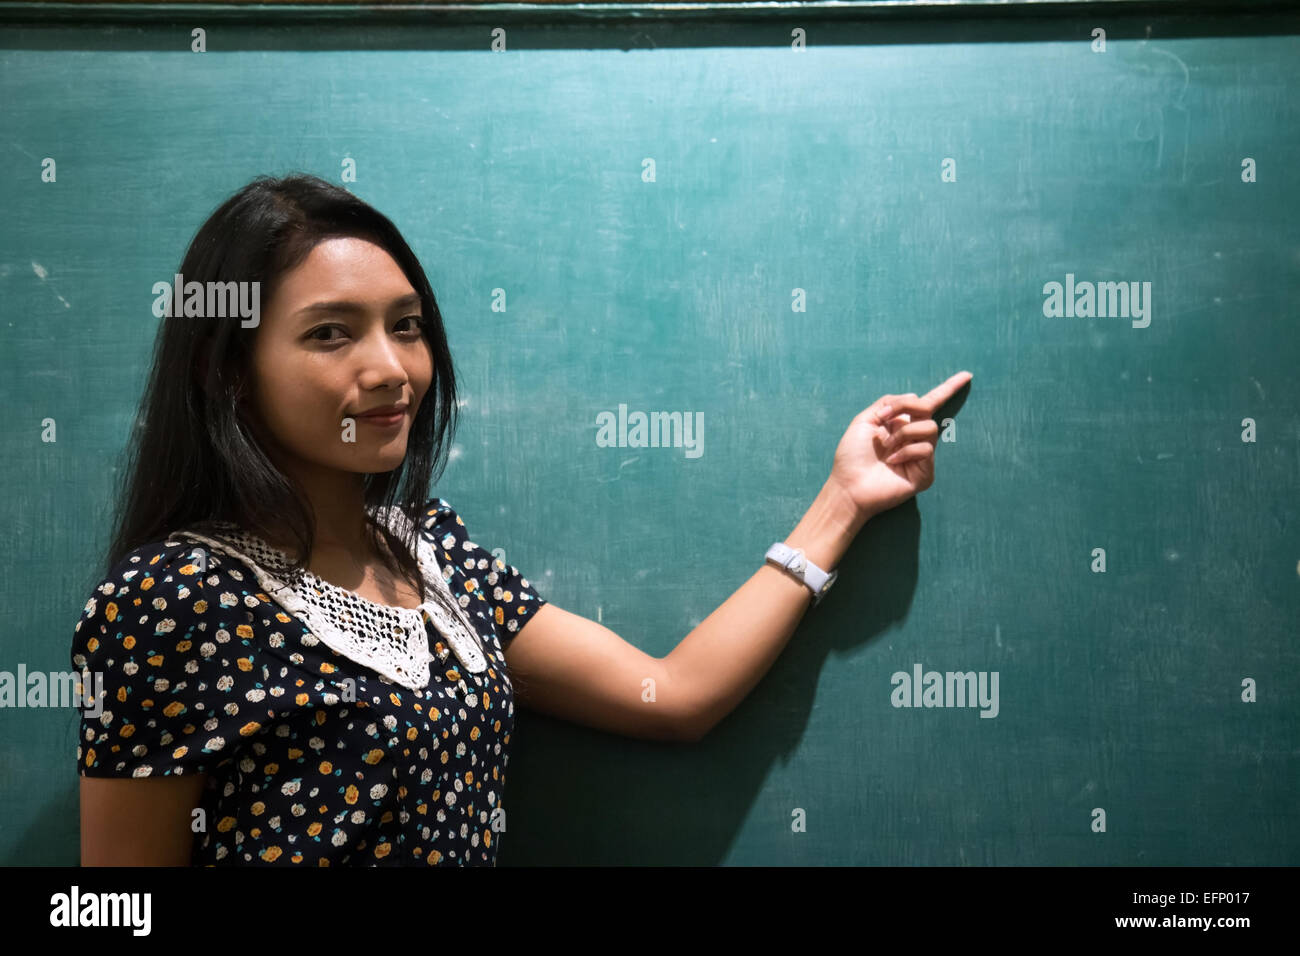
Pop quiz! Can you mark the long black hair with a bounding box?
[102,172,460,609]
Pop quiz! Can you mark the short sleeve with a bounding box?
[418,498,548,647]
[71,540,267,778]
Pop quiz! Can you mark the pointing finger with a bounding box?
[919,371,973,416]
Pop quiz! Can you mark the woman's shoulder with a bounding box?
[74,533,255,645]
[415,496,474,546]
[93,530,253,591]
[83,535,218,604]
[417,496,509,569]
[417,496,459,527]
[72,532,275,779]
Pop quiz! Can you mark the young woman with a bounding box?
[73,173,972,866]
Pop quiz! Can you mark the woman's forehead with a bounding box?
[267,239,416,317]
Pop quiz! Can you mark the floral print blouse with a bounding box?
[71,498,547,866]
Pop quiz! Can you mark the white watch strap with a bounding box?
[765,542,836,604]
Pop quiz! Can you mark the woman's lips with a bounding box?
[357,409,406,427]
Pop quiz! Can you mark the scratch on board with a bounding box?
[1135,43,1193,182]
[31,261,71,308]
[596,456,640,483]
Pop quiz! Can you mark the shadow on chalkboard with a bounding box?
[497,393,968,865]
[8,719,83,865]
[496,503,924,864]
[10,785,79,867]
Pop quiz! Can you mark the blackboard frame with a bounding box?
[3,0,1299,38]
[4,0,1299,20]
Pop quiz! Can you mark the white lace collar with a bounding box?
[171,505,489,692]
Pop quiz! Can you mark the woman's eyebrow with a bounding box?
[295,292,422,317]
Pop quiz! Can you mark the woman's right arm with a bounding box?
[80,774,209,866]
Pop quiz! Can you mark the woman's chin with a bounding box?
[367,449,407,471]
[336,444,407,473]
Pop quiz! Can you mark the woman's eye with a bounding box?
[307,318,424,343]
[308,325,345,342]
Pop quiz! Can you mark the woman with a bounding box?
[73,172,972,865]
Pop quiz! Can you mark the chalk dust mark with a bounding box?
[31,260,71,308]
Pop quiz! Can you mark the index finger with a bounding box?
[920,371,973,416]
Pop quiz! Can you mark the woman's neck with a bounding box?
[257,449,375,561]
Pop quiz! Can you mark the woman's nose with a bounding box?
[357,329,409,383]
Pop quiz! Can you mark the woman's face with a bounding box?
[245,236,433,481]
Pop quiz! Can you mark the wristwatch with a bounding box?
[764,542,838,605]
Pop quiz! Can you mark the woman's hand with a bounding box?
[828,371,973,522]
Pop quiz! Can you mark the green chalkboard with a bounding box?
[1,3,1297,866]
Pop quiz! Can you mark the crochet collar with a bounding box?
[170,504,489,692]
